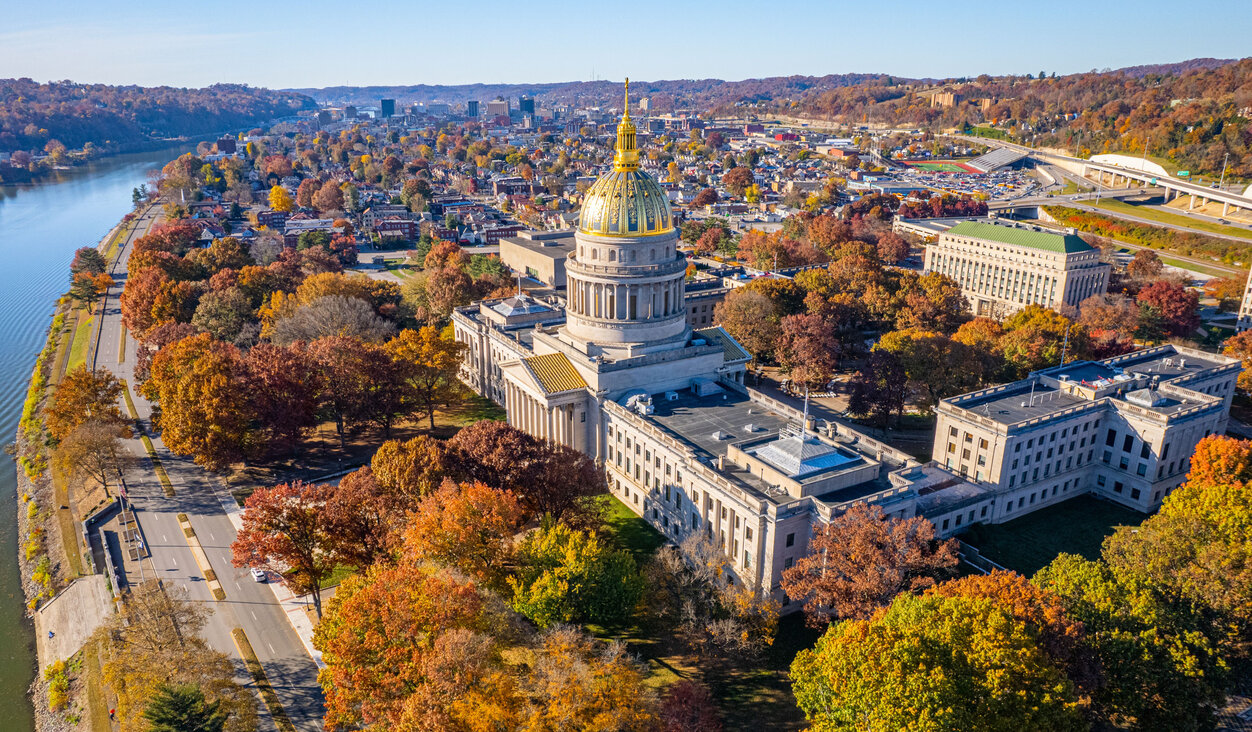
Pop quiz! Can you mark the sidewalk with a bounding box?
[215,487,325,669]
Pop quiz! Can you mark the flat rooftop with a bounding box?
[954,382,1089,426]
[1103,350,1227,379]
[649,390,791,461]
[500,230,576,259]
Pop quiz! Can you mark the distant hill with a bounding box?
[1108,58,1237,78]
[287,74,926,112]
[0,80,318,153]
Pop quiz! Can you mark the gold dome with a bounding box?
[578,79,674,238]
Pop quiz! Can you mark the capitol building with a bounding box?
[451,82,996,604]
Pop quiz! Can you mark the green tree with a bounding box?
[142,683,228,732]
[509,523,644,628]
[791,593,1085,732]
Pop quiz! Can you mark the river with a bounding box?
[0,145,191,729]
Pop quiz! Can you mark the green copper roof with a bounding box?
[945,221,1094,254]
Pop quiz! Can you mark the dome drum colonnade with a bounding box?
[563,79,690,350]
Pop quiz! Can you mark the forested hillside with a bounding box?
[0,80,317,154]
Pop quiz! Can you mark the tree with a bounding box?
[1224,330,1252,394]
[270,295,396,346]
[312,180,345,214]
[713,290,778,361]
[519,627,659,730]
[323,467,402,569]
[1035,553,1228,730]
[847,350,908,429]
[142,684,229,732]
[46,365,125,442]
[448,421,605,523]
[876,329,981,409]
[70,271,112,306]
[1136,280,1199,338]
[894,272,969,334]
[306,336,372,448]
[691,187,718,207]
[777,313,840,389]
[53,420,128,495]
[405,480,524,589]
[424,266,475,321]
[191,287,253,342]
[295,178,321,209]
[70,246,107,277]
[876,230,909,264]
[781,504,958,626]
[643,535,779,661]
[509,523,644,628]
[999,305,1085,377]
[386,326,467,430]
[232,480,336,618]
[243,342,320,455]
[144,334,253,471]
[790,592,1085,732]
[369,435,449,502]
[268,185,294,213]
[722,166,754,197]
[313,565,494,731]
[1126,249,1164,279]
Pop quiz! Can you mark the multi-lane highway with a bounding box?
[91,208,325,731]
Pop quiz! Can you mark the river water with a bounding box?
[0,145,190,728]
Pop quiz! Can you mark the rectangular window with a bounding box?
[1122,435,1134,453]
[942,519,950,531]
[1140,444,1151,459]
[785,533,794,547]
[1102,451,1111,464]
[1131,488,1142,500]
[980,506,988,518]
[1106,429,1116,447]
[1097,475,1106,487]
[979,438,988,449]
[1119,456,1129,471]
[1114,481,1124,494]
[784,557,793,569]
[1136,463,1147,476]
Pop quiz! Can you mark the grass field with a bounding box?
[960,494,1145,576]
[66,312,94,371]
[1095,199,1252,242]
[906,161,974,173]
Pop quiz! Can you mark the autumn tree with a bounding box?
[243,342,320,455]
[790,592,1085,731]
[1126,248,1164,279]
[312,180,345,214]
[405,480,524,589]
[145,333,253,471]
[369,435,449,502]
[313,565,500,731]
[386,326,467,429]
[713,289,779,361]
[447,420,605,523]
[782,504,958,626]
[722,166,754,197]
[70,246,107,278]
[1223,330,1252,394]
[268,185,294,213]
[1000,305,1086,377]
[232,480,337,617]
[643,534,779,661]
[776,313,840,389]
[70,271,113,307]
[876,329,981,409]
[847,350,908,429]
[295,178,321,209]
[1136,280,1199,338]
[306,335,373,448]
[322,467,403,569]
[46,365,126,442]
[270,295,396,346]
[53,420,128,495]
[691,187,718,207]
[509,523,644,628]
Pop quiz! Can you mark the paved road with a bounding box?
[93,209,325,731]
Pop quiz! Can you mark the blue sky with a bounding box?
[4,0,1249,89]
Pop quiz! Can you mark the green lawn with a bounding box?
[66,312,94,370]
[596,494,666,562]
[960,494,1146,576]
[1094,199,1252,242]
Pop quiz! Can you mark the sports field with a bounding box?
[905,161,980,173]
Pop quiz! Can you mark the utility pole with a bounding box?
[1218,152,1230,191]
[1060,323,1071,367]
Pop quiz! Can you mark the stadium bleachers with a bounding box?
[967,147,1028,173]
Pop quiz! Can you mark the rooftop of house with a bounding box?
[944,220,1093,254]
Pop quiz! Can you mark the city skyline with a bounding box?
[4,0,1251,89]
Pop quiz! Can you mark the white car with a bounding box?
[250,568,267,583]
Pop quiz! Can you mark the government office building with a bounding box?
[933,344,1239,522]
[924,220,1110,318]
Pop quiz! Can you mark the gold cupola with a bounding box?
[578,78,673,238]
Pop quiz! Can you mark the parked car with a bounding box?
[250,568,267,583]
